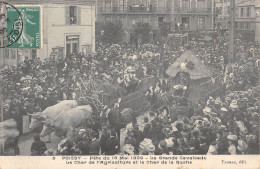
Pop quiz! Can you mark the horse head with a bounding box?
[27,112,47,130]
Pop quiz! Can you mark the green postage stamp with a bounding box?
[6,5,42,49]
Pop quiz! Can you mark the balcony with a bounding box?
[98,5,171,14]
[174,7,213,14]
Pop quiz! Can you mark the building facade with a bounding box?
[172,0,215,31]
[0,0,95,66]
[96,0,215,43]
[256,2,260,42]
[216,0,260,41]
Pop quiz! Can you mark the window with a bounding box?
[240,22,244,29]
[237,22,240,29]
[246,7,250,17]
[119,0,126,12]
[197,17,205,30]
[65,6,81,25]
[246,23,250,29]
[240,8,244,17]
[105,0,111,12]
[158,17,165,26]
[10,50,16,59]
[235,8,238,17]
[105,16,111,23]
[158,17,164,22]
[142,17,149,23]
[119,16,125,27]
[182,0,189,11]
[197,0,206,12]
[69,6,77,24]
[235,22,238,29]
[5,50,9,58]
[132,18,136,25]
[66,35,79,54]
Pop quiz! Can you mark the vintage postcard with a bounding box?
[0,0,259,169]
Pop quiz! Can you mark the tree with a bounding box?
[159,21,171,38]
[102,21,125,44]
[133,22,151,44]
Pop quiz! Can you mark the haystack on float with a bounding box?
[166,50,212,103]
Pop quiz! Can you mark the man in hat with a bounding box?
[100,126,110,154]
[31,134,47,156]
[106,129,120,155]
[74,129,90,155]
[133,124,144,153]
[198,136,208,154]
[176,137,189,155]
[149,118,163,146]
[190,129,200,149]
[155,140,169,155]
[89,131,100,155]
[125,130,137,150]
[123,144,135,155]
[227,134,238,155]
[215,131,228,154]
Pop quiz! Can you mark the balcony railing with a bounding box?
[98,6,212,14]
[174,7,212,14]
[98,6,171,14]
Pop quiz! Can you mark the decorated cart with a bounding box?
[166,50,213,103]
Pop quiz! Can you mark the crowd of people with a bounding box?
[0,31,259,156]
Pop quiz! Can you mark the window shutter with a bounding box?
[77,6,81,25]
[65,6,70,25]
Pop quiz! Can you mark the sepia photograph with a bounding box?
[0,0,259,167]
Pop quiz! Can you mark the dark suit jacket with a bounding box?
[100,131,110,154]
[89,139,100,155]
[143,123,151,138]
[106,137,120,155]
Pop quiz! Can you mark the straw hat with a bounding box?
[159,140,167,149]
[26,75,32,80]
[123,144,135,155]
[208,96,214,102]
[78,129,87,134]
[139,139,155,152]
[230,100,239,109]
[20,77,26,81]
[227,135,238,141]
[215,97,222,105]
[203,107,211,115]
[251,112,259,117]
[221,107,228,112]
[165,137,174,148]
[207,145,216,154]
